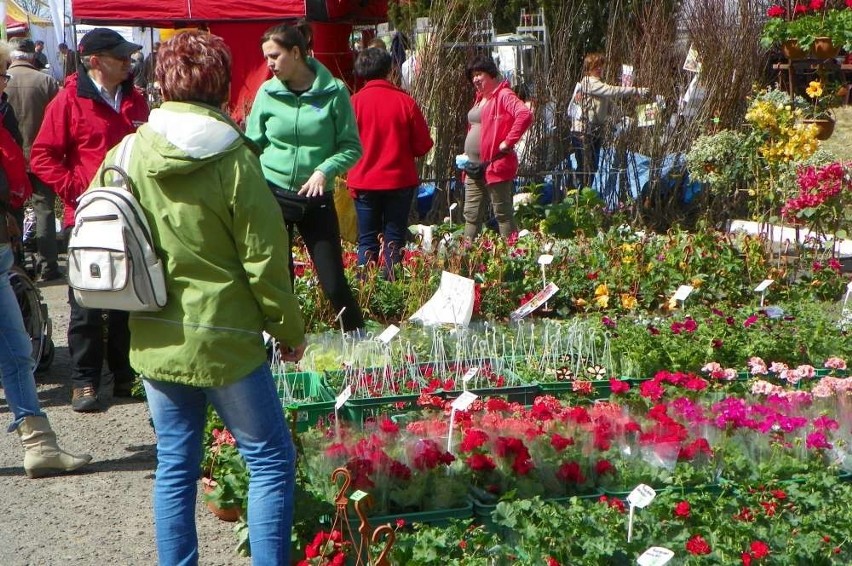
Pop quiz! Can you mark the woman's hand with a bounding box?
[279,341,307,363]
[498,141,512,153]
[298,170,326,197]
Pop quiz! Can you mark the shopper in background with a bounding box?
[30,28,149,413]
[246,21,365,332]
[348,47,432,278]
[461,54,532,240]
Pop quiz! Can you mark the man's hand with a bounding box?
[278,341,307,363]
[297,170,326,198]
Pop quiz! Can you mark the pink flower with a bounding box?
[795,365,816,380]
[769,362,789,374]
[806,431,832,450]
[824,357,847,370]
[748,357,768,375]
[743,315,758,328]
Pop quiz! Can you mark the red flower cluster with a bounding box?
[782,163,850,222]
[741,540,770,564]
[598,494,626,513]
[686,534,712,555]
[495,436,534,476]
[297,529,348,566]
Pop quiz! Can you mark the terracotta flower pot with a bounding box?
[201,477,241,522]
[782,40,806,60]
[810,37,840,59]
[802,118,835,141]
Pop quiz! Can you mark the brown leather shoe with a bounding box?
[71,386,101,413]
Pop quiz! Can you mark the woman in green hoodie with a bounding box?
[246,22,364,332]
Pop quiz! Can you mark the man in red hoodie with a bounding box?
[30,28,149,413]
[348,47,433,278]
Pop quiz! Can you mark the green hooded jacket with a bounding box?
[93,101,305,387]
[245,57,362,193]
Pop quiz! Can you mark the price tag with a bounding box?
[335,385,352,410]
[517,229,530,238]
[462,367,479,383]
[627,484,656,509]
[543,241,554,253]
[375,324,400,344]
[672,285,693,302]
[754,279,774,293]
[350,490,368,502]
[451,391,478,411]
[637,547,674,566]
[537,254,554,266]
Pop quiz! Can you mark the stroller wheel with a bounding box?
[36,338,55,373]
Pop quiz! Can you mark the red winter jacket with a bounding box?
[30,72,149,227]
[0,122,32,209]
[348,79,433,192]
[468,80,533,185]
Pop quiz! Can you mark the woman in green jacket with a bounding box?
[95,31,306,565]
[246,21,364,332]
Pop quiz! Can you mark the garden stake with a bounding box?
[329,467,361,565]
[371,524,396,566]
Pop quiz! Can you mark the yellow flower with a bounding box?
[594,284,609,297]
[595,294,609,308]
[666,296,678,310]
[806,81,823,99]
[574,297,588,307]
[690,277,703,289]
[620,294,637,310]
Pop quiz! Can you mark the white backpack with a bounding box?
[67,134,167,311]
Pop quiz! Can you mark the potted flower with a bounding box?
[798,80,840,139]
[761,1,852,57]
[201,427,247,522]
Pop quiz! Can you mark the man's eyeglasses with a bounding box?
[0,74,11,82]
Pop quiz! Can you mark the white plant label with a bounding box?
[537,254,554,266]
[462,367,479,383]
[510,282,560,320]
[451,391,478,411]
[627,484,656,509]
[754,279,774,293]
[518,229,530,238]
[443,233,453,244]
[376,324,400,344]
[449,202,458,212]
[637,547,674,566]
[334,306,347,321]
[673,285,693,302]
[334,385,352,410]
[543,241,554,253]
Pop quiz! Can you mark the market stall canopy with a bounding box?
[6,0,52,36]
[72,0,306,26]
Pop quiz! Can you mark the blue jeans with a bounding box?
[0,244,45,432]
[143,364,295,566]
[354,187,415,277]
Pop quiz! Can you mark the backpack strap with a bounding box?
[108,134,136,191]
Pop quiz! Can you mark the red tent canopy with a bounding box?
[71,0,387,121]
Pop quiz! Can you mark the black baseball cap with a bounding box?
[78,28,142,57]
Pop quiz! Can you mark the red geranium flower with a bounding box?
[686,534,712,555]
[550,433,574,451]
[595,459,615,476]
[459,429,489,453]
[609,378,630,394]
[741,552,752,566]
[750,540,770,559]
[556,461,585,484]
[466,453,496,472]
[767,5,785,17]
[674,500,691,518]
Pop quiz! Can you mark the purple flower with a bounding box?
[806,431,832,451]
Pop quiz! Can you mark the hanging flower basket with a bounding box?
[810,36,840,59]
[782,39,807,60]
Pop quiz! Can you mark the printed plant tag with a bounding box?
[537,254,554,266]
[451,391,478,411]
[673,285,693,301]
[510,282,560,320]
[462,367,479,383]
[335,385,352,410]
[627,484,656,509]
[376,324,400,344]
[754,279,774,293]
[518,229,530,238]
[638,547,674,566]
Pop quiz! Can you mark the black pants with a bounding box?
[278,192,364,332]
[67,287,134,390]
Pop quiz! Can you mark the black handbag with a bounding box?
[270,184,309,223]
[462,160,490,181]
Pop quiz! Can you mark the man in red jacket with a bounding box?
[348,47,433,278]
[30,28,149,413]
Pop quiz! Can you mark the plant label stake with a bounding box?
[626,484,656,542]
[334,385,352,438]
[375,324,400,344]
[637,547,674,566]
[538,254,554,310]
[335,306,347,339]
[448,202,457,231]
[754,279,773,307]
[518,229,530,238]
[672,285,693,308]
[447,391,478,452]
[462,366,479,391]
[510,283,560,321]
[843,281,852,314]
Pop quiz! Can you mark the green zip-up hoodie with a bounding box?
[93,101,305,387]
[245,58,362,193]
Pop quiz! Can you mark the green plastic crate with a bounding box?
[274,371,338,432]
